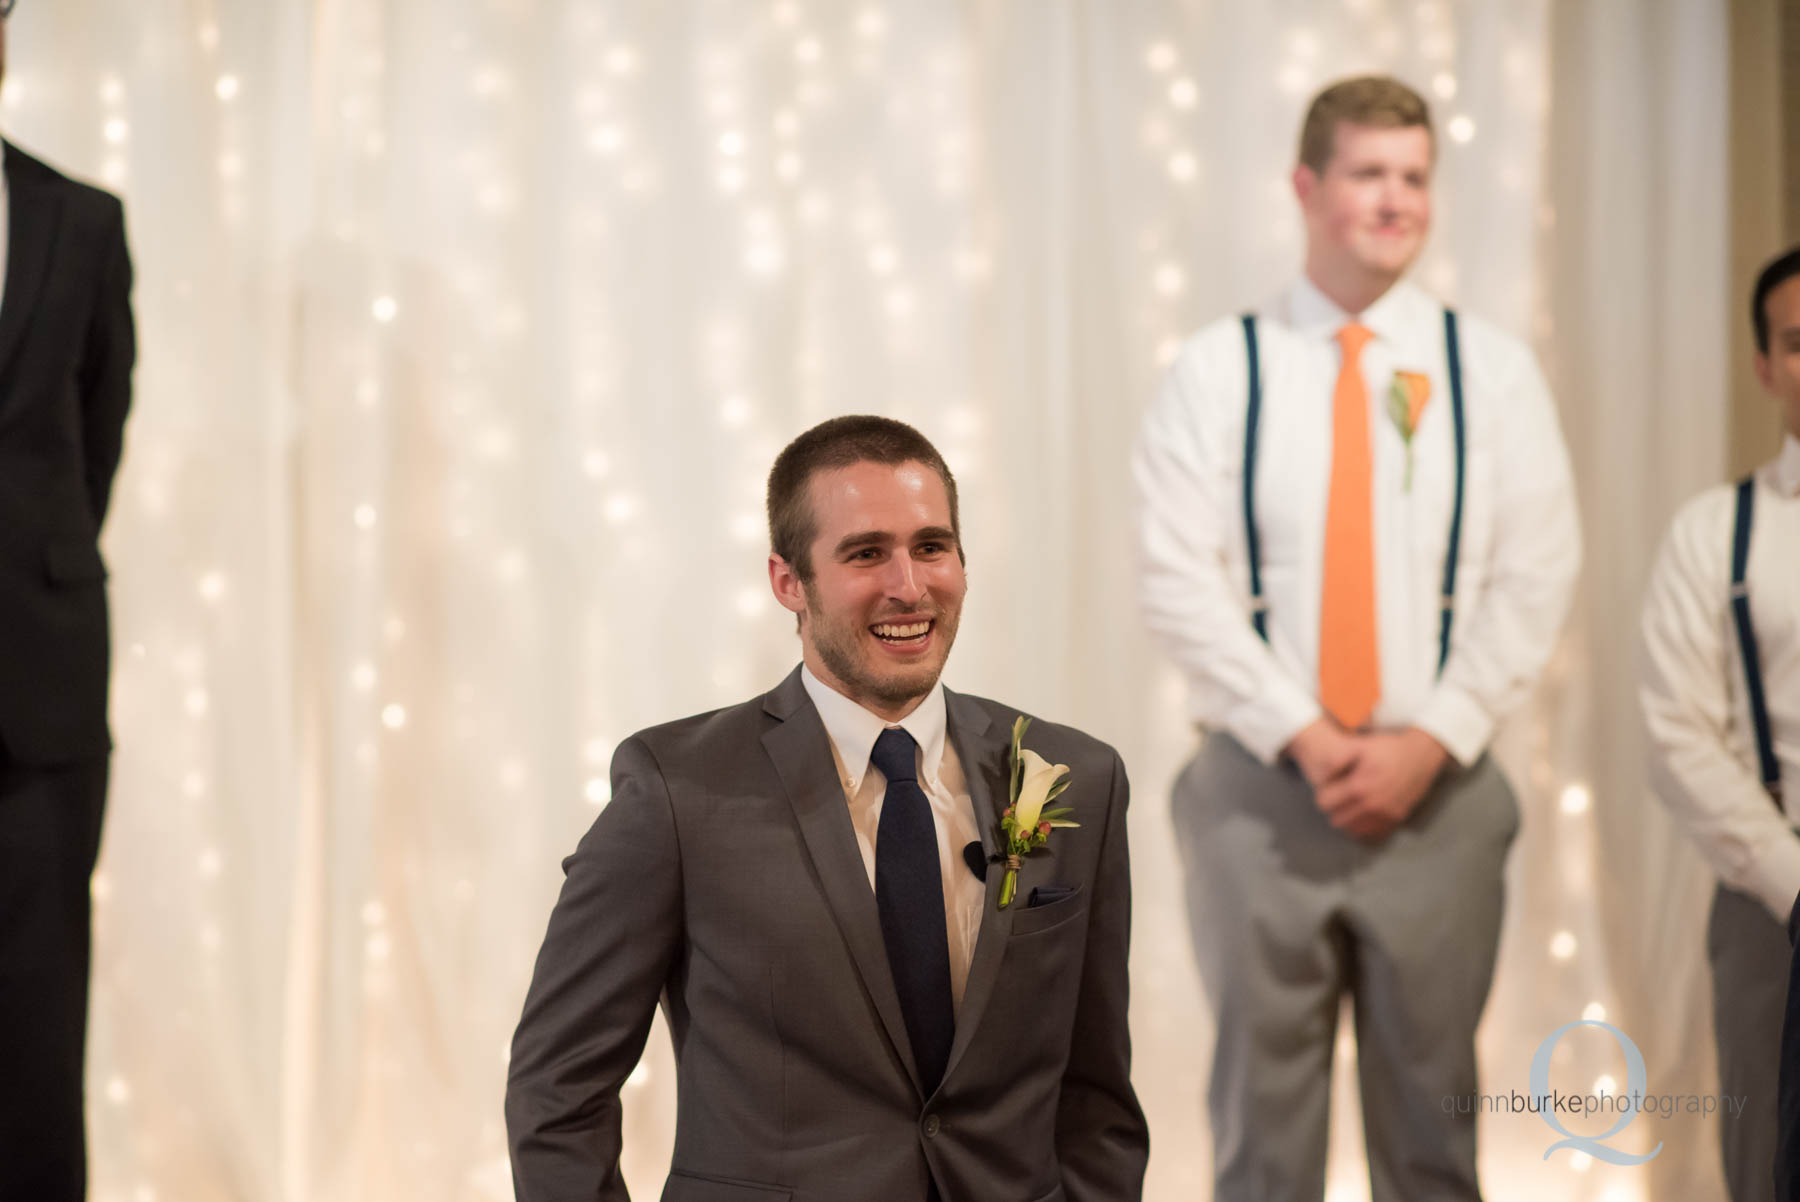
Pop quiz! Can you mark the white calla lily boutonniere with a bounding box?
[997,716,1079,909]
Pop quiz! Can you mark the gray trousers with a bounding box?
[1710,882,1787,1202]
[1173,731,1518,1202]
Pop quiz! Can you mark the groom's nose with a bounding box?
[882,551,928,604]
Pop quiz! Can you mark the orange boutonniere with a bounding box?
[1386,370,1432,491]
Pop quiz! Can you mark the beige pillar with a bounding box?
[1730,0,1797,475]
[1787,1,1800,234]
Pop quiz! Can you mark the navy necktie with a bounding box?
[870,726,955,1098]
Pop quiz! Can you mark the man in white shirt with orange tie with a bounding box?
[1133,75,1580,1201]
[1641,245,1800,1202]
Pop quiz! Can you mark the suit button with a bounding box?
[922,1114,941,1138]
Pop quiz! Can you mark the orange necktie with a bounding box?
[1320,323,1380,728]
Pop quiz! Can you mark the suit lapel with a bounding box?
[760,668,924,1096]
[941,688,1016,1085]
[0,143,64,383]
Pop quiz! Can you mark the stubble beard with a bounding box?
[804,595,958,710]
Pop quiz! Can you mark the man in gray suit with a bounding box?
[506,415,1148,1202]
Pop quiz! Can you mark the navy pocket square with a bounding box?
[1027,884,1080,908]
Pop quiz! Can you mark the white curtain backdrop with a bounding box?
[0,1,1733,1199]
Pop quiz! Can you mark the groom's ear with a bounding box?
[768,553,808,618]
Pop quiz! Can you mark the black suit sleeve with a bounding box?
[1777,889,1800,1200]
[76,196,135,527]
[1056,750,1150,1200]
[505,736,684,1202]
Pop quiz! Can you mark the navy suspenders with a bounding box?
[1440,311,1468,673]
[1240,309,1467,675]
[1241,315,1269,642]
[1729,476,1784,804]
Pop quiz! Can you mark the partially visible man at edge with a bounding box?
[1645,245,1800,1202]
[0,4,139,1201]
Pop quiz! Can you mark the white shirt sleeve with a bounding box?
[1414,342,1582,765]
[1132,335,1322,764]
[1639,493,1800,921]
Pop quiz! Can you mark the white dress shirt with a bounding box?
[1640,435,1800,919]
[800,666,984,1010]
[1135,277,1581,766]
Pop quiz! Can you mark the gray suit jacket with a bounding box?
[506,667,1147,1202]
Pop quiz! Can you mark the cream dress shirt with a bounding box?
[799,666,984,1011]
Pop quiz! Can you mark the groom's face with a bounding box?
[772,459,966,719]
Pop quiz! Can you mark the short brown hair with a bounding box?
[766,415,963,582]
[1297,75,1433,174]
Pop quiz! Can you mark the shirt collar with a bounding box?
[1776,433,1800,498]
[1285,273,1429,350]
[800,664,948,794]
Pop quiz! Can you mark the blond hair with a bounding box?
[1297,75,1432,173]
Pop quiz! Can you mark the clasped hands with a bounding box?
[1283,718,1450,842]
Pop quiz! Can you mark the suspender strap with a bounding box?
[1439,309,1467,673]
[1729,476,1784,804]
[1242,314,1269,641]
[1239,307,1466,683]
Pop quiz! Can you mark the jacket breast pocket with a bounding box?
[43,540,108,586]
[1008,889,1087,938]
[662,1169,792,1201]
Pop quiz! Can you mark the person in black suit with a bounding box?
[0,5,137,1199]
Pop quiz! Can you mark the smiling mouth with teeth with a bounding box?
[871,620,932,644]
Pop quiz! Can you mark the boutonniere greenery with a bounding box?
[997,716,1078,909]
[1386,370,1432,491]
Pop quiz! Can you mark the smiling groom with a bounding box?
[505,415,1148,1202]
